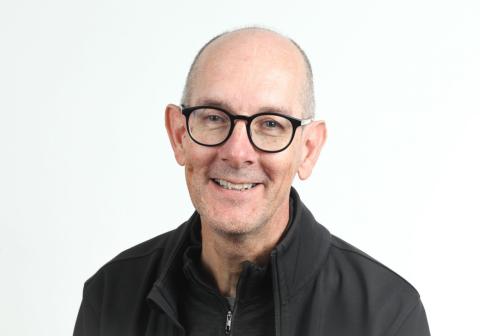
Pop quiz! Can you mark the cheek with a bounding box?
[262,152,300,186]
[184,145,217,178]
[184,153,209,199]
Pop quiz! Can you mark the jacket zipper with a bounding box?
[225,310,233,334]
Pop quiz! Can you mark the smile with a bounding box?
[212,178,258,191]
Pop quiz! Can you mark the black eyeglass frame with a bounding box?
[180,104,313,153]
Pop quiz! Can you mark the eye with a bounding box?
[261,119,287,130]
[200,112,228,124]
[207,115,223,122]
[263,120,278,128]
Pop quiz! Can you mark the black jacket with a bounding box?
[74,188,430,335]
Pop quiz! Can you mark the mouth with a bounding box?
[212,178,258,191]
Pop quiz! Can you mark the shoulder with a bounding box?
[326,235,429,334]
[323,234,422,330]
[328,234,419,297]
[81,218,192,298]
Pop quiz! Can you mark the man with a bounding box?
[74,27,430,335]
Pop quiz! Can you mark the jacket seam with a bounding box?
[93,246,166,275]
[329,242,419,293]
[155,230,192,286]
[82,244,168,295]
[101,222,191,270]
[285,240,333,301]
[82,291,101,329]
[390,297,421,336]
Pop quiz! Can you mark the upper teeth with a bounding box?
[214,179,257,191]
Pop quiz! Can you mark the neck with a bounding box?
[199,204,290,297]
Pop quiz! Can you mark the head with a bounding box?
[166,27,326,239]
[182,27,316,119]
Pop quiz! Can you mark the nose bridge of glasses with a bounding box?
[216,114,256,159]
[230,114,252,132]
[231,113,251,123]
[227,117,249,144]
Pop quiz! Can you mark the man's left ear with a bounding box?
[297,121,327,180]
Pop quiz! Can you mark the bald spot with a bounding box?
[182,28,315,118]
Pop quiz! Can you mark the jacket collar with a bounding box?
[271,187,331,304]
[146,213,195,327]
[147,187,331,317]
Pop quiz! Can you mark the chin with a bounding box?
[205,212,267,238]
[191,189,270,237]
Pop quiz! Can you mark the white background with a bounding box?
[1,0,479,335]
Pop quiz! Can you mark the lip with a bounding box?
[211,177,261,185]
[208,178,262,197]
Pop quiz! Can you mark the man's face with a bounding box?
[171,32,313,237]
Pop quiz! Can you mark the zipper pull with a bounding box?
[225,310,232,334]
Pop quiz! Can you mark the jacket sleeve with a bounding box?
[393,299,430,336]
[73,286,100,336]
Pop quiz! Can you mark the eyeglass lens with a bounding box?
[188,107,294,152]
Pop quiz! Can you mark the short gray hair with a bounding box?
[181,27,315,118]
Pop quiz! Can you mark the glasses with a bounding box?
[181,105,313,153]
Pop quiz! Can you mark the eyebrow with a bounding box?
[195,97,294,116]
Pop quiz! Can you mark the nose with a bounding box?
[217,120,257,168]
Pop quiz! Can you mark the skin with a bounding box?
[165,29,327,297]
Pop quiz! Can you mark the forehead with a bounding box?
[189,31,306,117]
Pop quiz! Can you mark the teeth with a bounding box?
[214,179,257,191]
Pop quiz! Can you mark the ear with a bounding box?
[165,104,187,166]
[297,121,327,180]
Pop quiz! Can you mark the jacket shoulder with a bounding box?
[82,219,191,295]
[325,235,424,334]
[108,227,177,264]
[329,235,419,296]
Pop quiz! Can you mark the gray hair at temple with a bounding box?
[180,27,316,119]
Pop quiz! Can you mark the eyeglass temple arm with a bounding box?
[301,118,314,126]
[301,118,326,126]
